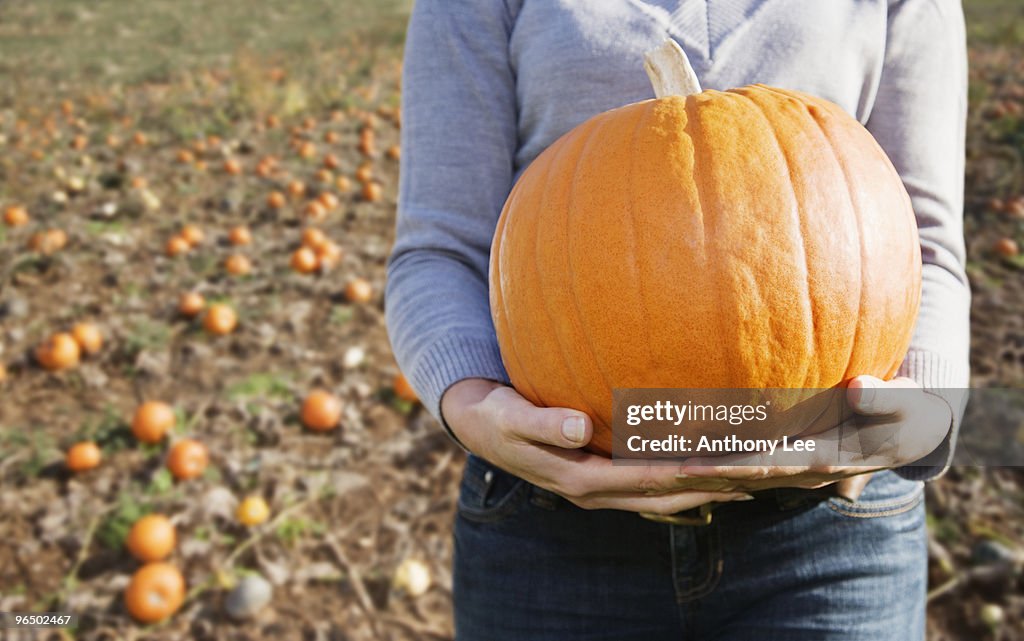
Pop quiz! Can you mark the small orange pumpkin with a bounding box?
[393,373,419,403]
[335,175,353,194]
[345,278,373,304]
[228,226,252,246]
[165,236,191,257]
[301,228,328,251]
[180,225,204,247]
[316,242,343,269]
[317,192,339,211]
[291,247,320,274]
[178,292,206,318]
[66,441,102,472]
[236,496,270,526]
[224,254,252,276]
[36,333,81,371]
[223,158,243,175]
[303,200,326,221]
[124,562,185,623]
[301,390,343,431]
[354,163,373,184]
[203,303,238,335]
[126,514,176,562]
[71,322,103,355]
[994,237,1019,258]
[267,191,287,210]
[132,401,176,444]
[4,205,29,227]
[298,141,317,160]
[361,182,382,203]
[166,439,209,480]
[29,229,68,255]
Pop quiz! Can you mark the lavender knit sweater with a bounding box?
[385,0,969,481]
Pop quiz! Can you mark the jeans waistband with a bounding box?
[639,484,841,527]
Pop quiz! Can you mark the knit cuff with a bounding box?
[408,333,510,450]
[892,348,969,482]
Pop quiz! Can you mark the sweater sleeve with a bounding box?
[865,0,970,481]
[385,0,517,431]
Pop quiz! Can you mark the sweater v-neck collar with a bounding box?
[629,0,710,65]
[627,0,780,68]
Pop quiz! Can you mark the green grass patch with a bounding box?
[926,512,962,545]
[965,0,1024,47]
[146,468,174,495]
[122,316,172,358]
[85,219,126,235]
[0,429,59,479]
[330,306,354,326]
[1005,253,1024,270]
[77,405,133,453]
[96,493,154,551]
[0,0,411,85]
[275,514,325,547]
[228,371,294,400]
[377,387,415,415]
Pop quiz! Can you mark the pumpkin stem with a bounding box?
[643,39,702,99]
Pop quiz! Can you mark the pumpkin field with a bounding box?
[0,1,1021,639]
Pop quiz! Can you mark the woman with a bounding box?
[386,1,969,639]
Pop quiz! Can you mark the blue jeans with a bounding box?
[454,455,926,640]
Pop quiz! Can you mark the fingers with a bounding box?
[846,375,920,416]
[835,472,874,501]
[479,387,594,450]
[571,490,752,515]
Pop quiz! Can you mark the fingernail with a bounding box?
[734,494,756,502]
[561,416,585,443]
[857,378,877,410]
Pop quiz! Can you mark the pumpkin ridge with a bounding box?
[627,101,657,375]
[567,111,633,438]
[491,189,544,405]
[816,99,922,380]
[748,84,865,385]
[802,103,867,382]
[735,89,816,388]
[504,151,561,407]
[682,94,732,385]
[530,119,606,420]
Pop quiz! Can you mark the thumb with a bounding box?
[835,472,874,502]
[846,375,917,417]
[500,398,594,450]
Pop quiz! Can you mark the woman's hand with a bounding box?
[442,378,754,515]
[672,376,953,496]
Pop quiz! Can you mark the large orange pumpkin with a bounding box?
[489,41,921,456]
